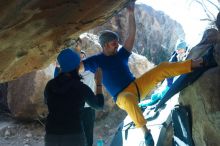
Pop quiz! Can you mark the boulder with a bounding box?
[179,67,220,146]
[7,64,54,120]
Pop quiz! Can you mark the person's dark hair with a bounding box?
[65,68,83,80]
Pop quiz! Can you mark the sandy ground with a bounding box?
[0,112,44,146]
[0,107,126,146]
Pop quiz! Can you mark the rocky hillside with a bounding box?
[90,4,184,64]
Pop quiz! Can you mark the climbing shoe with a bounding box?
[146,93,161,106]
[145,131,154,146]
[202,46,217,68]
[144,86,170,107]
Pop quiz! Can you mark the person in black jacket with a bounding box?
[44,48,104,146]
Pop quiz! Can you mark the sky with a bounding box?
[136,0,219,47]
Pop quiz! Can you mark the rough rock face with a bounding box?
[187,28,220,60]
[179,67,220,146]
[91,4,184,64]
[134,4,184,64]
[178,28,220,145]
[7,64,54,120]
[0,0,130,83]
[80,33,102,55]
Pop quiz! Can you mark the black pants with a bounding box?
[45,133,85,146]
[82,107,96,146]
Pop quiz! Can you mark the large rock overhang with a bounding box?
[0,0,129,83]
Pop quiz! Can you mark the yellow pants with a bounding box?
[116,60,192,128]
